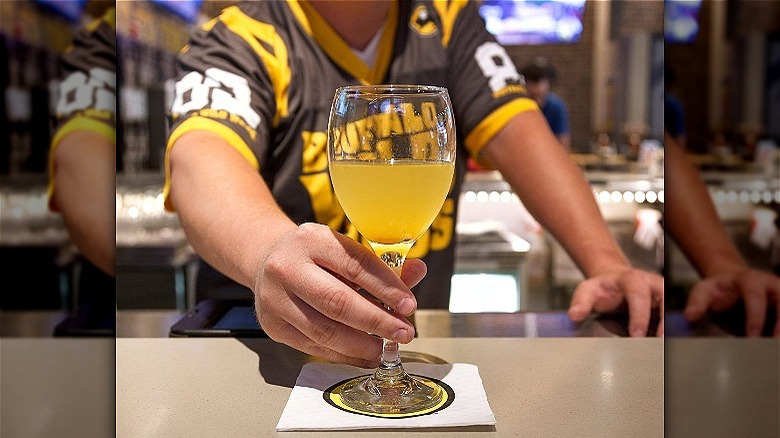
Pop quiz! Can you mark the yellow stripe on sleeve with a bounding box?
[163,117,259,212]
[47,116,116,211]
[464,97,539,157]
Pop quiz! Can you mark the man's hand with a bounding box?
[168,133,428,367]
[684,268,780,337]
[567,269,665,337]
[253,223,426,367]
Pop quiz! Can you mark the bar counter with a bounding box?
[115,336,664,437]
[110,311,776,437]
[2,310,778,437]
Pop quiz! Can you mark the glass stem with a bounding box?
[378,250,406,370]
[381,336,401,368]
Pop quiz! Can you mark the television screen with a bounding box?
[478,0,587,45]
[149,0,204,23]
[664,0,702,43]
[35,0,88,23]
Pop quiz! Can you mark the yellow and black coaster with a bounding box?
[323,374,455,419]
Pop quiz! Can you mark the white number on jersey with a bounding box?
[171,67,261,129]
[56,67,116,116]
[474,42,521,94]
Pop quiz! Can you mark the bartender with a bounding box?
[164,0,664,367]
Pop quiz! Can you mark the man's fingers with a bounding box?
[294,263,415,343]
[653,278,665,337]
[684,283,713,322]
[623,271,662,337]
[768,274,779,337]
[625,287,652,337]
[271,319,381,368]
[278,293,388,363]
[400,259,427,289]
[775,280,780,337]
[568,282,598,322]
[741,276,768,337]
[302,224,418,316]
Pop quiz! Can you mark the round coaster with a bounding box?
[323,374,455,419]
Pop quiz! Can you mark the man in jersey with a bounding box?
[49,6,116,277]
[165,0,664,367]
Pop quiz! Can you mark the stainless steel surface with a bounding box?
[114,309,652,338]
[0,311,67,337]
[113,308,700,341]
[116,310,185,337]
[3,308,753,339]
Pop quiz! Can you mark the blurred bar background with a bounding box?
[0,0,777,318]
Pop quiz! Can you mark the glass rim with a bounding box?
[335,84,448,97]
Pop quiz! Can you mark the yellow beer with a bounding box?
[330,159,454,245]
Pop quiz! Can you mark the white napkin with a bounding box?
[276,362,495,431]
[750,208,777,250]
[633,208,663,251]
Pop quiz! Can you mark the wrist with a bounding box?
[697,252,748,279]
[251,223,298,292]
[580,249,633,278]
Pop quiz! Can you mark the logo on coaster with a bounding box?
[323,374,455,419]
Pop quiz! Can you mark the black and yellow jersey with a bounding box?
[166,0,539,308]
[48,7,116,211]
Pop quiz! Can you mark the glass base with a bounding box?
[338,364,444,415]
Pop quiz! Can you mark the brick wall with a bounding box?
[613,0,664,37]
[504,0,597,152]
[665,0,713,153]
[504,0,663,153]
[729,0,780,36]
[665,0,780,153]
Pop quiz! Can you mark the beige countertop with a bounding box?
[2,336,777,437]
[115,337,664,437]
[1,338,115,438]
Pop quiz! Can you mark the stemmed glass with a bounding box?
[327,84,456,415]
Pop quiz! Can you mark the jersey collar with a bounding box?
[287,0,398,85]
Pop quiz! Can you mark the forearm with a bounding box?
[664,133,746,277]
[168,131,297,289]
[53,131,116,276]
[482,111,630,277]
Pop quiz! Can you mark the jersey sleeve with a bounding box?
[165,5,286,210]
[438,1,539,160]
[48,7,117,211]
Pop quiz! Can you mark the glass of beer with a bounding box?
[327,84,456,415]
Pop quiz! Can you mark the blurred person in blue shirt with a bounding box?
[520,58,571,150]
[664,66,687,150]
